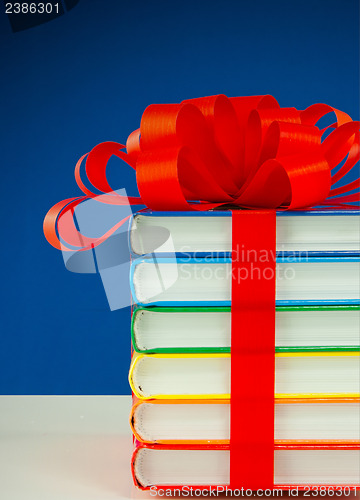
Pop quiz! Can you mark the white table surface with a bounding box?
[0,396,358,499]
[0,396,148,500]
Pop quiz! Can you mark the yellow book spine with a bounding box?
[128,352,360,401]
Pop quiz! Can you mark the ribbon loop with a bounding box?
[43,94,359,251]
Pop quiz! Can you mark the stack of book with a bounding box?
[128,209,360,490]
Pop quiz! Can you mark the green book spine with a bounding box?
[131,305,360,354]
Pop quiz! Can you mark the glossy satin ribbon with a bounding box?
[231,210,276,489]
[43,94,359,251]
[44,95,360,489]
[43,95,359,488]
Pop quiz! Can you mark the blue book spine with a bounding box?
[130,256,360,307]
[129,209,360,258]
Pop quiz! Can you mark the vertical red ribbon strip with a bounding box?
[230,210,276,490]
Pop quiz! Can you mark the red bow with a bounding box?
[44,94,359,250]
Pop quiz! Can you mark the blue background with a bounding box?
[0,0,358,395]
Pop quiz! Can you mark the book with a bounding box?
[131,257,360,306]
[130,209,360,257]
[130,398,360,445]
[131,306,360,354]
[132,443,360,489]
[128,209,360,490]
[128,352,360,400]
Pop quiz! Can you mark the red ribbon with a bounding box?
[43,94,359,251]
[231,210,276,489]
[43,95,359,488]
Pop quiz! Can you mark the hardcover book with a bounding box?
[131,257,360,306]
[130,398,360,445]
[128,209,360,490]
[131,306,360,354]
[129,352,360,400]
[132,443,360,489]
[130,209,360,257]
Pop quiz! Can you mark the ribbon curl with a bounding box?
[43,94,359,251]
